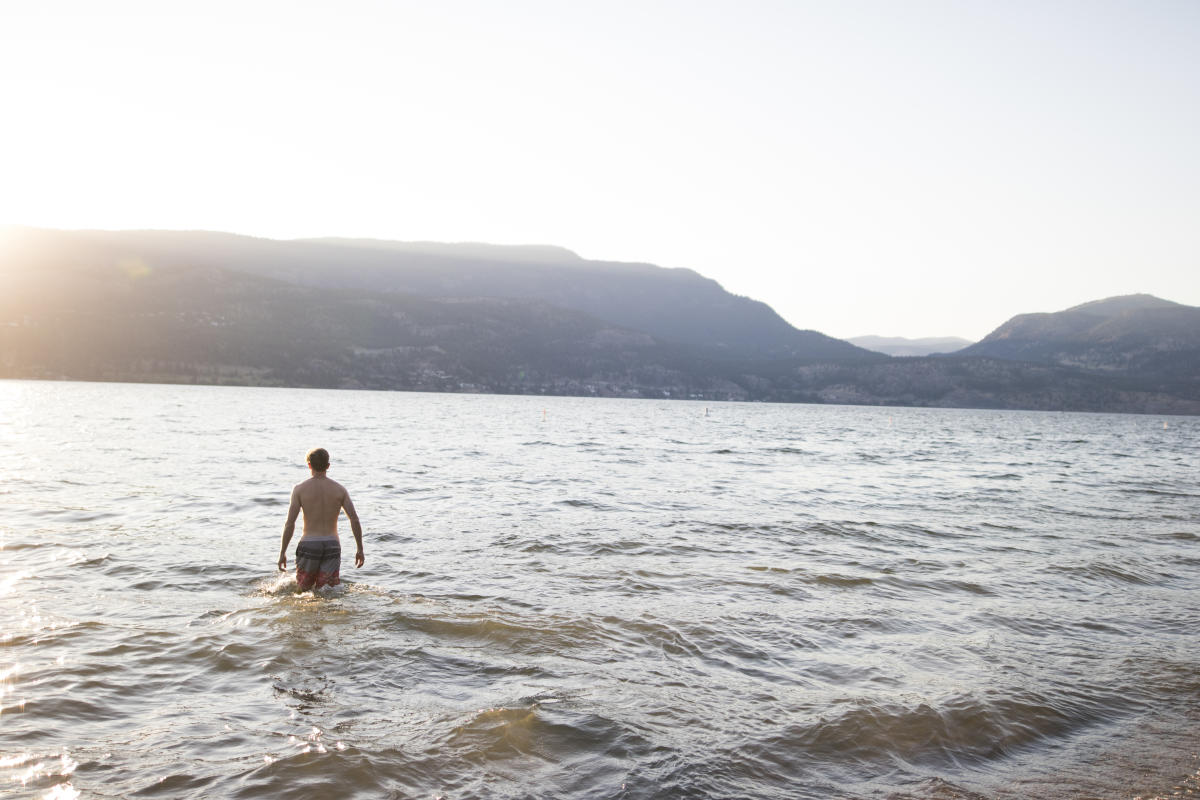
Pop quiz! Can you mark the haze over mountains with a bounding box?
[2,227,1197,414]
[848,336,972,357]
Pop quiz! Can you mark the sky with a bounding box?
[1,0,1198,341]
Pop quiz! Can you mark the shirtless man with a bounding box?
[278,447,364,590]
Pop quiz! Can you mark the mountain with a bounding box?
[3,228,1199,413]
[849,335,972,357]
[0,226,885,400]
[0,227,872,362]
[0,240,752,398]
[958,294,1200,381]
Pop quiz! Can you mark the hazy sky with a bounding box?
[2,0,1197,340]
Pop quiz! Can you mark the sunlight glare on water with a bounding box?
[0,380,1198,799]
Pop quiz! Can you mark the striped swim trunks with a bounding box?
[295,538,341,589]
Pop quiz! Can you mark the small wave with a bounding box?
[973,612,1068,637]
[48,509,119,523]
[1118,486,1199,498]
[388,607,608,653]
[444,703,641,771]
[130,772,217,795]
[771,688,1140,768]
[883,576,997,597]
[581,540,654,556]
[809,615,915,637]
[554,498,615,511]
[1075,619,1128,635]
[810,573,875,588]
[515,540,556,553]
[1,619,106,649]
[129,579,166,591]
[1048,561,1160,586]
[0,540,46,551]
[980,522,1023,532]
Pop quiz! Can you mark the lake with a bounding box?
[1,380,1198,799]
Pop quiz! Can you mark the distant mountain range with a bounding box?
[2,227,1198,414]
[848,335,972,357]
[959,294,1200,374]
[1,227,868,361]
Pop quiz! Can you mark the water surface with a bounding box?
[1,381,1198,799]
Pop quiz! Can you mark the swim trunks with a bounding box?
[295,539,341,589]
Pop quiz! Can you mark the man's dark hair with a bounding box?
[306,447,330,472]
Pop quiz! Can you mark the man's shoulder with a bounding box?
[312,476,348,494]
[293,476,348,496]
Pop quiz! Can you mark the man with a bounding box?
[278,447,364,590]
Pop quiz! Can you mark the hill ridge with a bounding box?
[1,226,871,362]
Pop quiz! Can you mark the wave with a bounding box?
[554,498,617,511]
[384,606,613,655]
[1047,560,1163,586]
[765,688,1143,769]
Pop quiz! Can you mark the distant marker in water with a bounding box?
[705,407,709,417]
[1163,420,1168,429]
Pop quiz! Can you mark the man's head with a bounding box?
[306,447,330,473]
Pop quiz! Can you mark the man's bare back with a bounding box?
[278,448,364,576]
[290,475,357,539]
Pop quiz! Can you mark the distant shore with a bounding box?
[4,372,1199,416]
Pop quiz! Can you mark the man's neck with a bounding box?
[310,470,328,478]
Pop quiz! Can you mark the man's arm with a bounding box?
[343,492,364,568]
[279,486,301,570]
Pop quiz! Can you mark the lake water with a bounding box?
[1,380,1198,800]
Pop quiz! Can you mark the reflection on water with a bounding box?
[0,380,1198,799]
